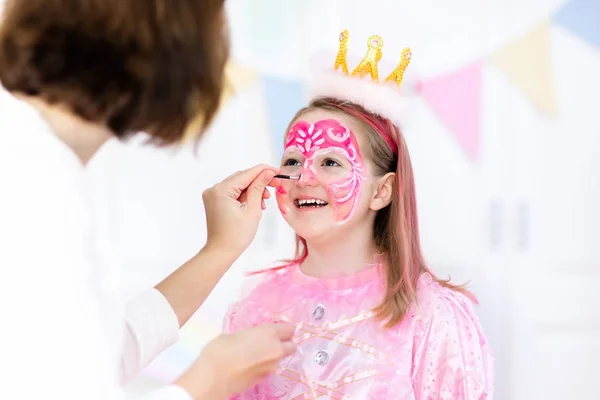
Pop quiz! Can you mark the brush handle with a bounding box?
[274,174,300,180]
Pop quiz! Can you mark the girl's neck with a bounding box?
[300,223,381,278]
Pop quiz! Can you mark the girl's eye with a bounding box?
[283,158,301,167]
[323,158,341,167]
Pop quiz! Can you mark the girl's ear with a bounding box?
[370,172,395,211]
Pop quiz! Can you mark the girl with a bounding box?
[224,32,494,399]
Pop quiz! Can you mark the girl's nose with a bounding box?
[297,165,317,187]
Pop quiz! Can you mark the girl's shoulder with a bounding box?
[412,272,482,333]
[409,273,494,397]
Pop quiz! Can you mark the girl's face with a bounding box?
[276,109,391,241]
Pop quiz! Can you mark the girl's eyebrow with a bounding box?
[313,147,349,157]
[283,148,302,156]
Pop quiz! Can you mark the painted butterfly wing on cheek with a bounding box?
[313,121,367,221]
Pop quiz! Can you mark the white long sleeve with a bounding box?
[122,290,193,400]
[122,289,182,384]
[0,94,192,400]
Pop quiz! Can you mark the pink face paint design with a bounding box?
[276,185,289,216]
[279,119,366,222]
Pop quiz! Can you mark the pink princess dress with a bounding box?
[224,263,494,399]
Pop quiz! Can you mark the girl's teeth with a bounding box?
[297,199,327,207]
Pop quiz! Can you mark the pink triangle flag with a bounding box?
[418,62,483,160]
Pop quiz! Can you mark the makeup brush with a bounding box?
[274,174,300,180]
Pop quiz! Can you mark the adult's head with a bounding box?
[0,0,229,144]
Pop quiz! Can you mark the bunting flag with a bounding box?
[221,61,260,105]
[418,62,483,160]
[490,22,558,116]
[261,76,306,161]
[553,0,600,49]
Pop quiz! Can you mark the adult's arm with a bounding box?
[120,165,296,400]
[120,165,278,382]
[155,164,277,328]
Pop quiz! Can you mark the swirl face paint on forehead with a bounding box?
[281,119,367,222]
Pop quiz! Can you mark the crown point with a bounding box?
[384,47,413,85]
[335,30,350,74]
[367,35,383,49]
[339,30,349,42]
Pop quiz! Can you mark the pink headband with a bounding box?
[335,102,399,156]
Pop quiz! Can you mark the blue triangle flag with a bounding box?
[261,76,306,162]
[554,0,600,49]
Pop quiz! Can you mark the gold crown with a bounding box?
[334,30,412,86]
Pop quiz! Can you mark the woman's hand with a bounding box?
[202,164,278,260]
[175,323,296,399]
